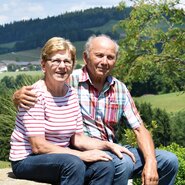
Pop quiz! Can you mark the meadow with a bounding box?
[134,92,185,113]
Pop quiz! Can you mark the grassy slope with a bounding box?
[134,92,185,113]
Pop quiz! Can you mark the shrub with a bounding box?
[159,143,185,185]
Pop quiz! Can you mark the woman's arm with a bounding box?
[28,135,112,162]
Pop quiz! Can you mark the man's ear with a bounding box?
[41,60,46,73]
[83,52,88,65]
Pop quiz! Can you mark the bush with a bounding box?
[170,111,185,147]
[160,143,185,185]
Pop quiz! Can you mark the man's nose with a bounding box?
[101,56,108,64]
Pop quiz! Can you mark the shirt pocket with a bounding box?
[104,102,122,125]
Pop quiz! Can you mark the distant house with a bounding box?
[0,63,7,72]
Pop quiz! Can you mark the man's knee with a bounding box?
[156,150,178,172]
[116,155,134,174]
[95,161,115,175]
[164,151,178,172]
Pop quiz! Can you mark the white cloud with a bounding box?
[0,0,125,25]
[0,15,9,24]
[0,0,183,26]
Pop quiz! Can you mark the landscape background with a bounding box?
[0,1,184,183]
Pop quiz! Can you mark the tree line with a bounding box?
[0,7,131,54]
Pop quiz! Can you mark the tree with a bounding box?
[170,111,185,147]
[113,0,185,94]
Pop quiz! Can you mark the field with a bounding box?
[0,71,43,80]
[134,92,185,113]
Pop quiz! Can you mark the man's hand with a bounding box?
[80,149,112,162]
[13,85,37,109]
[142,159,159,185]
[107,143,136,163]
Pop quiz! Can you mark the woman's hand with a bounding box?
[80,149,112,162]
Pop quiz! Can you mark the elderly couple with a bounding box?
[9,35,178,185]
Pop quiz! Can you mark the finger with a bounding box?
[100,153,112,161]
[24,85,34,90]
[24,90,37,98]
[20,103,31,110]
[100,157,110,161]
[104,154,112,161]
[113,149,123,159]
[23,95,37,102]
[142,173,145,185]
[22,99,36,106]
[121,148,136,163]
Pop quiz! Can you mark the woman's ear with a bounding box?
[41,60,46,73]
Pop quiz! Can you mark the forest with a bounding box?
[0,0,185,184]
[0,7,131,54]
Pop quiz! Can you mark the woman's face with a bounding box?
[41,50,73,84]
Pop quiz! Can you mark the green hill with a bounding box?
[134,92,185,113]
[0,41,86,62]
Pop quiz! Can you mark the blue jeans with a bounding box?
[11,153,115,185]
[106,145,178,185]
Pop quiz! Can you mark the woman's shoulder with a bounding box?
[31,80,47,94]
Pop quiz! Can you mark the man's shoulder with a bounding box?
[112,76,127,87]
[72,68,83,76]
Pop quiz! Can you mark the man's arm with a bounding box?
[13,86,37,109]
[133,123,159,185]
[71,132,136,162]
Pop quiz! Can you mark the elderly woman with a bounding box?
[9,37,119,185]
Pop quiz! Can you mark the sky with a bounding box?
[0,0,134,26]
[0,0,184,26]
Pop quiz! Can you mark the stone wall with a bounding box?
[0,168,133,185]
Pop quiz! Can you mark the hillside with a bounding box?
[134,92,185,113]
[0,7,132,56]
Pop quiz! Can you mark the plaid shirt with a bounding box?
[69,66,143,142]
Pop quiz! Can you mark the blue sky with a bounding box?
[0,0,133,25]
[1,0,184,26]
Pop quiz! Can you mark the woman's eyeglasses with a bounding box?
[47,59,73,67]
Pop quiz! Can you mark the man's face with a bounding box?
[85,37,117,81]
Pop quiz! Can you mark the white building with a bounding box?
[0,64,7,72]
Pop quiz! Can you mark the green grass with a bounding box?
[134,92,185,113]
[0,48,41,62]
[0,41,85,62]
[0,71,43,80]
[0,41,16,48]
[0,161,11,169]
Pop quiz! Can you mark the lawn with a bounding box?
[0,71,43,80]
[134,92,185,113]
[0,161,11,169]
